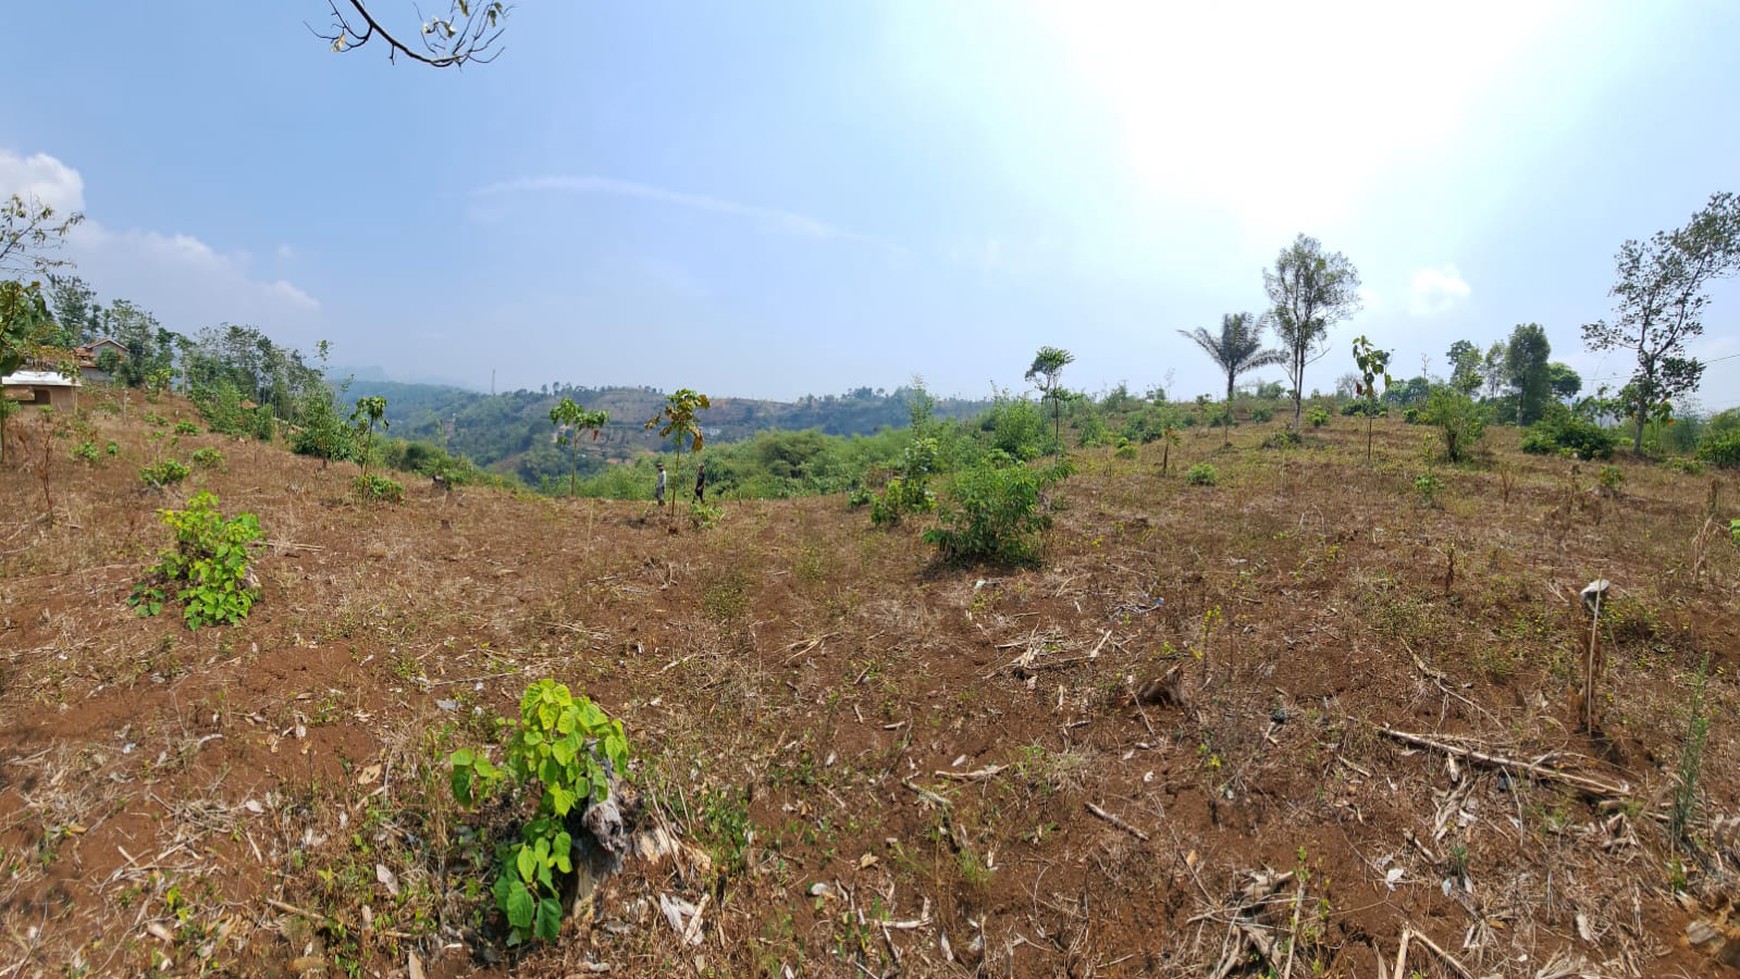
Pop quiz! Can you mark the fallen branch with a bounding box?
[1407,927,1473,979]
[1085,801,1150,841]
[934,765,1005,782]
[1371,724,1631,799]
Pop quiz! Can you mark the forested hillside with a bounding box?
[342,378,991,487]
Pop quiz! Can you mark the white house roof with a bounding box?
[1,371,81,387]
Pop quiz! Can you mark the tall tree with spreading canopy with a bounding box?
[0,280,53,465]
[1023,346,1074,455]
[1179,313,1285,447]
[1263,234,1363,430]
[1445,340,1484,397]
[1503,323,1553,425]
[314,1,509,67]
[1583,191,1740,452]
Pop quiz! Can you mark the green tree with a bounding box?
[351,395,389,478]
[549,397,610,497]
[1350,335,1393,463]
[44,274,98,349]
[1421,385,1488,463]
[1179,312,1285,447]
[1024,346,1074,455]
[0,279,54,466]
[1546,362,1582,402]
[1503,323,1553,425]
[1445,339,1484,397]
[317,0,508,67]
[1583,191,1740,452]
[645,389,711,517]
[1264,234,1363,430]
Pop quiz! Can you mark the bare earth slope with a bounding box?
[3,392,1739,978]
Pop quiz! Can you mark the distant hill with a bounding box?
[339,379,990,485]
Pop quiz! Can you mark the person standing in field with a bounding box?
[654,462,667,507]
[694,461,707,503]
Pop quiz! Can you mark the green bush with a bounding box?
[352,473,405,503]
[1421,386,1488,463]
[1248,404,1274,423]
[173,420,200,436]
[1662,457,1704,476]
[982,397,1048,461]
[869,437,937,526]
[191,447,226,470]
[1521,404,1616,461]
[1113,439,1138,460]
[71,440,101,463]
[449,679,630,946]
[139,459,191,489]
[1730,519,1739,546]
[1307,406,1330,428]
[923,460,1070,565]
[127,491,264,629]
[1697,429,1740,469]
[1185,463,1218,486]
[1414,471,1443,507]
[1261,430,1302,450]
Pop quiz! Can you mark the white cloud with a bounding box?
[1408,264,1471,316]
[0,149,320,332]
[474,174,867,242]
[0,149,84,212]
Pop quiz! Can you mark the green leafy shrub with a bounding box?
[689,500,723,529]
[846,486,873,508]
[1730,519,1739,546]
[1113,439,1138,460]
[105,441,118,456]
[71,440,101,463]
[1261,430,1302,450]
[1185,463,1218,486]
[1697,429,1740,469]
[173,420,200,436]
[352,473,405,504]
[139,459,190,489]
[1248,404,1274,423]
[923,460,1070,565]
[1521,404,1616,461]
[1414,471,1443,507]
[1421,386,1488,463]
[981,396,1048,461]
[1662,456,1703,475]
[1598,464,1624,494]
[869,437,937,526]
[191,447,226,470]
[127,491,264,629]
[449,679,630,946]
[1307,406,1330,428]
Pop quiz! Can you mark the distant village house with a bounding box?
[73,338,127,382]
[1,370,80,412]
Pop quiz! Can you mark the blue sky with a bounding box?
[4,1,1740,408]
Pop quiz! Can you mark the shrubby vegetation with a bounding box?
[1521,403,1618,461]
[923,457,1072,566]
[127,492,264,630]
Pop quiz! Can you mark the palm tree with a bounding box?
[1179,313,1287,446]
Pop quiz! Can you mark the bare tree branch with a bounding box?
[310,0,510,69]
[0,195,84,280]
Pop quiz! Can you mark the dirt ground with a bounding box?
[3,390,1740,978]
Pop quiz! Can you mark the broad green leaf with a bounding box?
[504,878,535,930]
[516,844,536,882]
[534,896,563,941]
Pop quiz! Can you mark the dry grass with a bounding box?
[1,390,1739,977]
